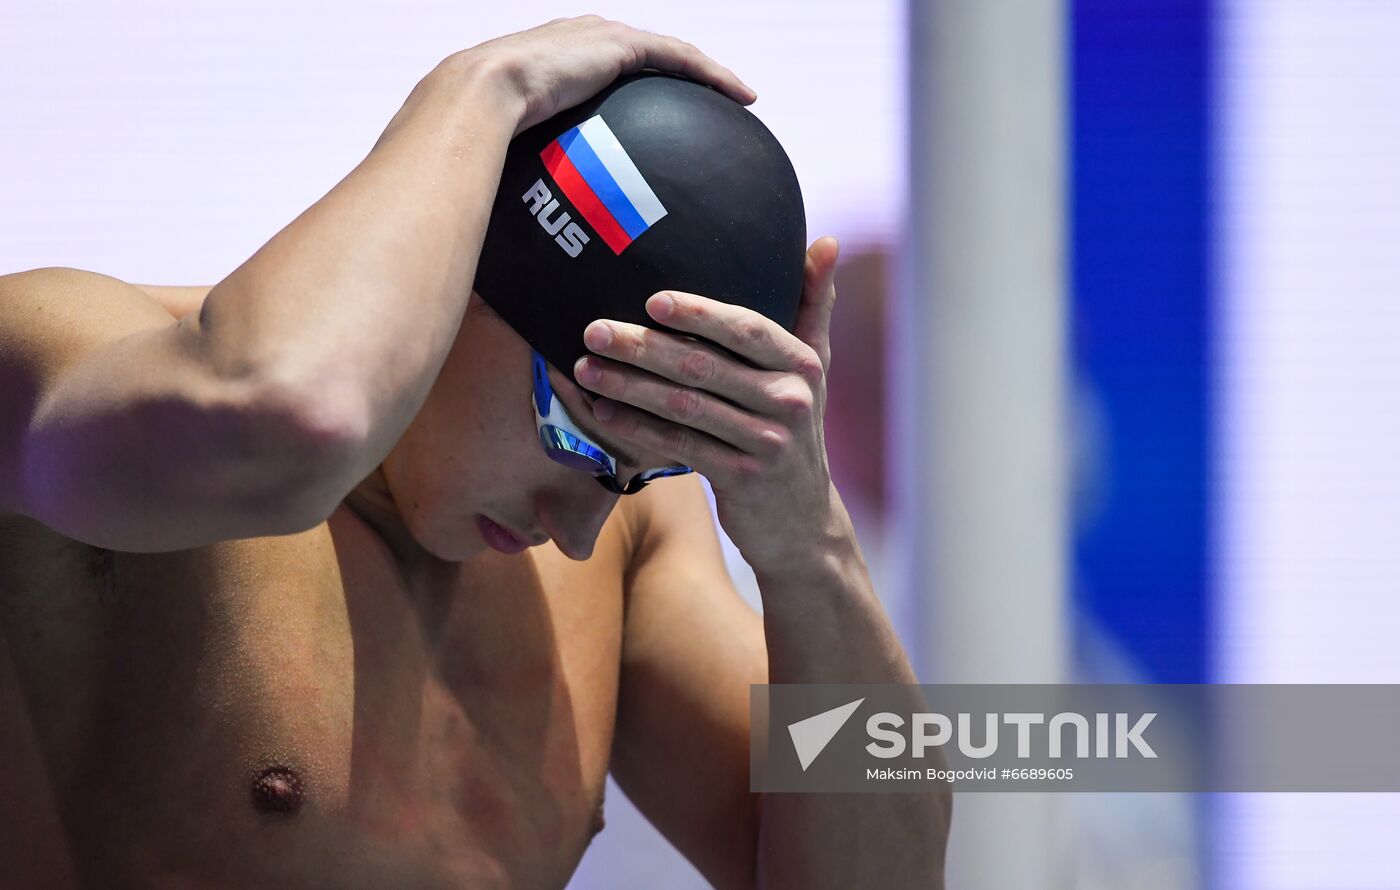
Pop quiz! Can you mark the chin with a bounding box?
[430,521,491,562]
[399,504,484,563]
[427,536,483,563]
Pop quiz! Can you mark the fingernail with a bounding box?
[593,399,616,422]
[584,321,613,350]
[649,293,674,321]
[574,357,600,384]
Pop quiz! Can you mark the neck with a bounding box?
[344,466,472,644]
[344,466,433,570]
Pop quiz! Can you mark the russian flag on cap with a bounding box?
[540,115,668,255]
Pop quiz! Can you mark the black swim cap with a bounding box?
[472,72,807,385]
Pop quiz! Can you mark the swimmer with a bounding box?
[0,16,949,889]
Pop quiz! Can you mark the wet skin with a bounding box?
[0,493,640,888]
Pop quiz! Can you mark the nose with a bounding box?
[536,482,619,561]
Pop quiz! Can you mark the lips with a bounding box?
[475,515,530,555]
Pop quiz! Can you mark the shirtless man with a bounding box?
[0,17,950,889]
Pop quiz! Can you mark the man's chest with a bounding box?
[318,505,626,854]
[0,509,629,886]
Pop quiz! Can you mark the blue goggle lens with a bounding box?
[538,425,613,474]
[532,351,692,495]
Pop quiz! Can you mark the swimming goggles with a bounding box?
[532,351,693,495]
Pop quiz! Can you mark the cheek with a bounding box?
[414,393,544,511]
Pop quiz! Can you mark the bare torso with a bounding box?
[0,498,633,889]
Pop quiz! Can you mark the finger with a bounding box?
[575,355,779,453]
[641,291,821,383]
[793,236,840,373]
[580,320,779,412]
[591,397,761,484]
[622,30,757,104]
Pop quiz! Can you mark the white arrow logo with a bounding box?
[787,698,865,771]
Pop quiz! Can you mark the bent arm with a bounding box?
[189,56,521,494]
[750,490,950,888]
[0,59,523,551]
[614,478,950,889]
[0,268,352,550]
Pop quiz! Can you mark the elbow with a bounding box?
[225,372,371,532]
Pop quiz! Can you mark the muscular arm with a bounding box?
[191,55,521,493]
[614,477,950,889]
[747,491,950,888]
[0,61,518,551]
[0,18,754,552]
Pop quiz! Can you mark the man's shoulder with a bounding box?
[0,267,157,314]
[619,473,718,561]
[613,473,737,625]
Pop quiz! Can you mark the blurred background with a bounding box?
[3,1,1397,887]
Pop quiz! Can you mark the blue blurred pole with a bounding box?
[896,0,1069,885]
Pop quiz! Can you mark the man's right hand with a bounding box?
[389,16,756,142]
[472,16,755,133]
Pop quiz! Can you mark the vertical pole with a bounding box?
[895,0,1069,885]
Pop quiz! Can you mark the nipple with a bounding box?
[251,766,304,815]
[590,801,606,837]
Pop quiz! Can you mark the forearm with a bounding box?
[753,486,949,889]
[756,486,913,685]
[193,55,522,481]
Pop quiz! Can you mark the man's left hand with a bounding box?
[574,235,842,572]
